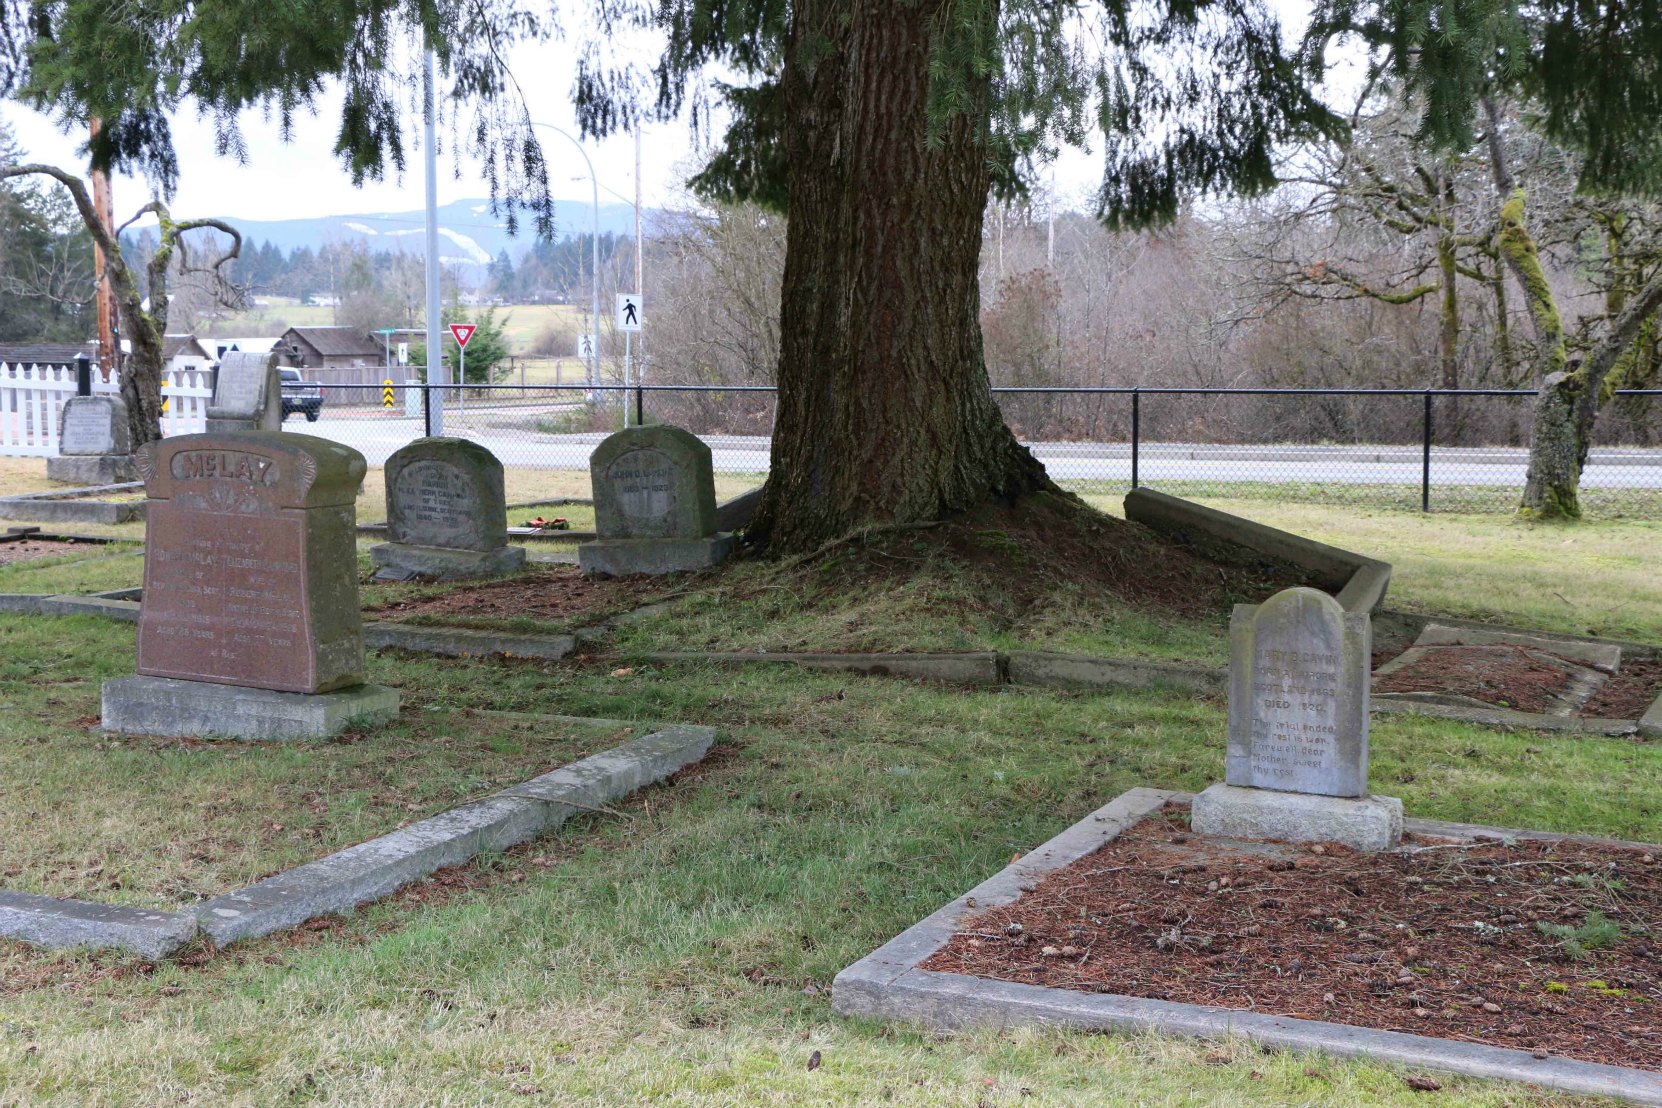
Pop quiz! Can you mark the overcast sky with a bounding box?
[4,6,1343,228]
[3,34,1124,228]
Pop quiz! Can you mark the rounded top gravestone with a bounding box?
[1225,586,1372,799]
[590,426,718,542]
[58,395,131,457]
[383,437,508,552]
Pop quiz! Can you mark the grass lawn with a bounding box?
[0,615,642,909]
[2,454,1659,1105]
[2,606,1656,1103]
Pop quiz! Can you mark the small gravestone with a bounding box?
[370,438,525,580]
[100,431,399,740]
[206,351,281,432]
[579,425,734,576]
[1191,587,1402,850]
[47,395,135,484]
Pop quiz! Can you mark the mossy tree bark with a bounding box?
[745,1,1054,554]
[1506,186,1662,516]
[0,164,240,448]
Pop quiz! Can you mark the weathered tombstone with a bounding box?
[100,431,399,740]
[46,395,135,484]
[369,437,526,580]
[206,351,281,432]
[1191,586,1402,850]
[578,425,734,576]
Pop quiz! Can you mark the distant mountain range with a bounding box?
[214,196,649,267]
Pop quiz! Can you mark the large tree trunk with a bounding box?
[746,0,1052,553]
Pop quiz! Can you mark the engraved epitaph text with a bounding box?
[1226,587,1370,798]
[137,433,366,694]
[59,399,122,456]
[610,448,676,521]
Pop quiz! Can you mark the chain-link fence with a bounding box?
[280,383,1662,517]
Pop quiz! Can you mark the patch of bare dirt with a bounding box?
[0,538,99,565]
[925,807,1662,1072]
[364,566,676,626]
[1585,659,1662,721]
[1373,645,1576,714]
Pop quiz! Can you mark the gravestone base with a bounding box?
[579,533,734,577]
[47,453,136,485]
[1190,782,1403,852]
[370,541,526,582]
[101,676,400,742]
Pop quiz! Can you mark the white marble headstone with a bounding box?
[1225,587,1371,798]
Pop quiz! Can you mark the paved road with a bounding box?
[284,410,1662,491]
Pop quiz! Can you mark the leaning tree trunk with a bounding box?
[746,0,1053,553]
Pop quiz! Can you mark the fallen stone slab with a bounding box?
[364,621,576,661]
[1006,651,1224,694]
[643,650,1003,685]
[193,723,714,947]
[0,890,197,960]
[0,594,46,614]
[833,788,1662,1106]
[1124,488,1391,613]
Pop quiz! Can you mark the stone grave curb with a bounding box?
[642,650,1004,685]
[0,483,146,526]
[0,722,715,958]
[0,891,198,960]
[1123,488,1392,614]
[5,592,1654,737]
[362,621,577,661]
[2,525,127,545]
[831,787,1662,1105]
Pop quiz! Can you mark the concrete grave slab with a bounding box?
[832,788,1662,1106]
[101,676,400,741]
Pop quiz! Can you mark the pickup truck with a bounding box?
[279,368,324,422]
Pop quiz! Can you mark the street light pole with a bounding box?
[529,123,601,406]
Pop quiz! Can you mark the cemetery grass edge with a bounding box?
[0,609,1656,1103]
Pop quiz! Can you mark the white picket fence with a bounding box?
[0,362,215,457]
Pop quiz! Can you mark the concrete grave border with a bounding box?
[4,588,1656,736]
[0,482,146,526]
[1123,488,1392,613]
[832,787,1662,1105]
[0,720,715,959]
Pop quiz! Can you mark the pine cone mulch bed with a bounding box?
[924,806,1662,1072]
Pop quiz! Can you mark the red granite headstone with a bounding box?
[135,432,368,693]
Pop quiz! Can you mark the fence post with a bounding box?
[74,353,92,397]
[635,385,644,428]
[423,382,432,438]
[1421,391,1433,512]
[1131,388,1141,490]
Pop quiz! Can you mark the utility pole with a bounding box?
[423,48,445,435]
[89,119,118,378]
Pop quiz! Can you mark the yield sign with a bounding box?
[449,323,477,348]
